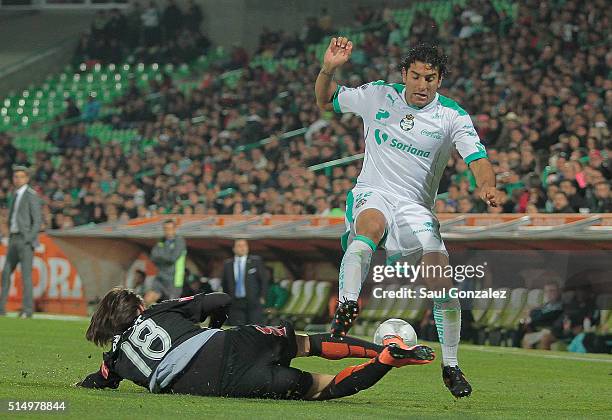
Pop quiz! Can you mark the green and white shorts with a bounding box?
[342,186,448,264]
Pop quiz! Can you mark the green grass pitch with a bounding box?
[1,317,611,419]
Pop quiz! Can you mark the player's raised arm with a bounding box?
[315,37,353,111]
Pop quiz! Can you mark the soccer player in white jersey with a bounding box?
[314,37,504,398]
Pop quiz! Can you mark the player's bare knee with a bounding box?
[304,373,334,400]
[422,252,451,291]
[355,209,386,243]
[295,334,310,357]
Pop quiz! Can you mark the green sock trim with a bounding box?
[432,296,451,304]
[433,305,445,344]
[354,235,377,251]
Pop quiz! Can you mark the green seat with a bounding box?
[482,288,511,328]
[391,287,428,323]
[498,288,528,329]
[299,281,331,319]
[362,284,401,322]
[291,280,317,316]
[279,280,305,316]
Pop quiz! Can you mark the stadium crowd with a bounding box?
[73,0,211,65]
[0,0,610,233]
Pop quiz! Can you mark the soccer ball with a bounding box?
[373,318,417,346]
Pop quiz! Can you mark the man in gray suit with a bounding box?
[0,166,42,318]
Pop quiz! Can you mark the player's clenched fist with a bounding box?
[322,37,353,72]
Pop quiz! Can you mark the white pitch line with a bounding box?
[469,345,612,363]
[2,312,89,321]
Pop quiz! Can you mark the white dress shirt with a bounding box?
[10,184,28,234]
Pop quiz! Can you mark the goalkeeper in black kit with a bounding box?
[77,288,434,400]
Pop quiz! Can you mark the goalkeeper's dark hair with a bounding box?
[399,43,449,79]
[86,287,143,347]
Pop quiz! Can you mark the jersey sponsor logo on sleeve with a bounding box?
[178,296,195,302]
[400,114,415,131]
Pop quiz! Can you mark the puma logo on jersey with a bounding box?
[375,109,390,121]
[386,94,397,105]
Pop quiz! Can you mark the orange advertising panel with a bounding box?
[0,234,86,315]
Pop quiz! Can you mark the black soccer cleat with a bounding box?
[330,299,359,338]
[442,365,472,398]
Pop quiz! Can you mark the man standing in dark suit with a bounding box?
[0,166,42,318]
[222,239,268,325]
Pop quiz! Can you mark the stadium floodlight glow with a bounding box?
[1,108,6,116]
[23,91,29,98]
[17,107,23,115]
[80,63,87,72]
[18,99,25,106]
[95,63,102,72]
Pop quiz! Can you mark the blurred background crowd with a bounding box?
[0,0,609,233]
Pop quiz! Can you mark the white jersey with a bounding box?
[333,80,487,209]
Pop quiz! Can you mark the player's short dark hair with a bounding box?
[399,43,449,79]
[86,287,143,347]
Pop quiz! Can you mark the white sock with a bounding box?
[433,297,461,367]
[338,235,375,302]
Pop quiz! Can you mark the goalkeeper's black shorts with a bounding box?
[170,321,313,399]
